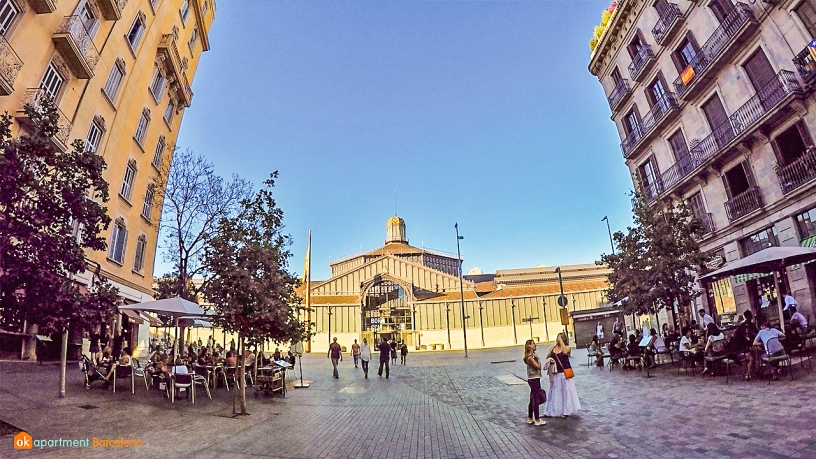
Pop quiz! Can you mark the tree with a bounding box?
[202,173,308,415]
[600,192,707,321]
[0,95,119,396]
[157,149,251,300]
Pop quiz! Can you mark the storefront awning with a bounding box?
[801,235,816,248]
[121,309,144,324]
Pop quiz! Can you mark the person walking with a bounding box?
[360,338,372,378]
[351,339,361,368]
[523,339,546,426]
[544,333,581,418]
[328,337,343,379]
[400,342,408,365]
[390,340,398,365]
[377,337,390,378]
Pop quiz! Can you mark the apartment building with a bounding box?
[589,0,816,325]
[2,0,214,354]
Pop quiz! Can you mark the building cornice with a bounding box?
[190,0,211,51]
[589,0,643,77]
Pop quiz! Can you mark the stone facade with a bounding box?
[590,0,816,325]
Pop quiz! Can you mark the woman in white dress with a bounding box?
[544,333,581,418]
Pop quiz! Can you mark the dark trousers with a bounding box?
[331,358,339,378]
[527,378,542,420]
[361,359,369,376]
[378,359,389,378]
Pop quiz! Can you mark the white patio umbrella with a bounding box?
[699,246,816,333]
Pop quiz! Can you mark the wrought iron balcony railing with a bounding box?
[777,147,816,195]
[793,45,816,87]
[696,212,715,235]
[658,70,801,193]
[628,45,655,82]
[0,34,22,96]
[652,3,683,45]
[672,3,757,100]
[607,78,632,112]
[621,93,679,158]
[725,187,762,221]
[643,179,664,203]
[17,88,73,152]
[52,16,100,79]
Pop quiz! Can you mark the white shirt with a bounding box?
[792,311,807,328]
[784,295,798,310]
[702,314,714,327]
[755,328,784,355]
[707,333,725,352]
[679,336,695,353]
[360,343,372,361]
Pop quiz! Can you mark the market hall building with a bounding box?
[303,217,612,353]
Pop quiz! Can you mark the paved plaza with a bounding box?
[1,346,816,458]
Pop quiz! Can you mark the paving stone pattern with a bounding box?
[1,346,816,458]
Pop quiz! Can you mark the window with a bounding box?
[668,129,689,160]
[740,227,778,257]
[134,109,150,145]
[202,0,208,15]
[164,99,175,124]
[743,49,776,95]
[109,219,128,264]
[133,235,146,272]
[627,32,645,59]
[180,0,191,24]
[0,0,20,35]
[773,122,812,166]
[39,62,65,101]
[610,67,622,84]
[638,156,661,199]
[702,94,734,148]
[127,15,146,50]
[796,0,816,37]
[85,119,104,153]
[723,162,753,198]
[142,185,154,220]
[149,68,167,102]
[152,135,165,167]
[688,192,713,233]
[77,0,99,38]
[647,75,668,107]
[188,27,198,51]
[623,107,640,135]
[103,64,124,100]
[709,0,735,23]
[120,161,136,201]
[796,207,816,240]
[70,218,83,244]
[672,35,698,73]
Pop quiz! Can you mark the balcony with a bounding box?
[658,70,801,194]
[777,147,816,195]
[607,78,632,113]
[0,34,23,96]
[28,0,57,14]
[793,45,816,88]
[652,3,684,46]
[696,212,715,235]
[628,45,656,82]
[643,179,664,203]
[157,34,193,107]
[97,0,128,20]
[52,16,100,79]
[672,3,757,101]
[725,187,762,222]
[621,93,680,159]
[15,88,73,152]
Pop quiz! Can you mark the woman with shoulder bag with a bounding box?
[523,339,546,426]
[544,333,581,418]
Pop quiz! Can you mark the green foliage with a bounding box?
[599,192,707,316]
[202,172,309,348]
[0,95,118,334]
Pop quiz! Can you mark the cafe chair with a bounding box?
[586,345,598,367]
[131,359,149,391]
[678,352,698,376]
[761,337,793,384]
[170,373,195,403]
[224,366,237,391]
[112,363,134,394]
[192,366,213,400]
[786,334,812,372]
[79,355,107,390]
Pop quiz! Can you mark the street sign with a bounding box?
[559,308,569,326]
[557,295,568,307]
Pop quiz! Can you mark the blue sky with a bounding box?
[170,0,633,281]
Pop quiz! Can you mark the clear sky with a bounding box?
[170,0,634,281]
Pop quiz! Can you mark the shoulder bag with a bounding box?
[555,353,574,379]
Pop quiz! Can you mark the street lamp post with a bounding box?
[602,216,615,255]
[455,223,468,358]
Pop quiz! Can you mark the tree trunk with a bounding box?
[59,326,68,398]
[238,336,248,415]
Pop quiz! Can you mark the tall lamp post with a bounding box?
[455,223,468,358]
[602,216,615,254]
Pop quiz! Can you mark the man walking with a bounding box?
[377,336,390,379]
[328,337,343,379]
[351,339,361,368]
[360,338,371,378]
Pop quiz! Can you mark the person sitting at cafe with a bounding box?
[197,347,211,366]
[287,350,296,365]
[225,351,238,368]
[725,310,759,379]
[625,334,642,370]
[699,309,715,328]
[589,335,603,367]
[753,319,786,379]
[788,306,808,335]
[244,350,256,368]
[209,351,222,365]
[608,330,626,362]
[103,347,131,383]
[643,328,659,369]
[701,323,726,375]
[679,327,704,365]
[170,358,188,376]
[273,348,282,361]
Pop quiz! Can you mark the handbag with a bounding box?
[538,388,547,405]
[554,353,575,379]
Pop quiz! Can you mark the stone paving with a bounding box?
[2,346,816,458]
